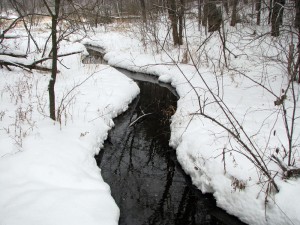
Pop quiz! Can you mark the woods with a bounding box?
[0,1,300,224]
[1,0,299,184]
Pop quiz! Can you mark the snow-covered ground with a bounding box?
[82,21,300,225]
[0,33,139,225]
[1,16,300,225]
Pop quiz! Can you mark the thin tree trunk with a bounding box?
[295,0,300,82]
[256,0,261,25]
[140,0,147,24]
[48,0,60,121]
[119,0,123,16]
[268,0,273,24]
[230,0,238,27]
[223,0,229,15]
[271,0,285,36]
[298,35,300,83]
[167,0,179,45]
[278,0,285,25]
[198,0,202,30]
[296,0,300,29]
[178,0,185,45]
[202,0,208,27]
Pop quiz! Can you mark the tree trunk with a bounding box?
[198,0,202,30]
[256,0,261,25]
[230,0,238,27]
[116,0,122,17]
[202,0,208,26]
[271,0,285,36]
[278,0,285,25]
[203,2,222,32]
[167,0,180,45]
[296,0,300,29]
[178,0,185,45]
[268,0,273,24]
[296,0,300,82]
[223,0,229,15]
[298,35,300,83]
[140,0,147,24]
[48,0,60,121]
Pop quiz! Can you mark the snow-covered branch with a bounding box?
[0,51,83,72]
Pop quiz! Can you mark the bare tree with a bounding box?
[167,0,180,45]
[41,0,60,120]
[271,0,285,36]
[140,0,147,24]
[256,0,262,25]
[197,0,203,30]
[223,0,229,15]
[202,1,222,32]
[230,0,238,26]
[268,0,273,24]
[295,0,300,83]
[1,0,92,121]
[164,0,300,195]
[178,0,185,45]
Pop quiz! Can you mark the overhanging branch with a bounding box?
[0,51,83,72]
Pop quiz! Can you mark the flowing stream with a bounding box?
[84,46,247,225]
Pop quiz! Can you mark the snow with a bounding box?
[82,22,300,225]
[0,34,139,225]
[1,13,300,225]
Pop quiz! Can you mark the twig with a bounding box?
[129,112,153,127]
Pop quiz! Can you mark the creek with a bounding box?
[84,46,247,225]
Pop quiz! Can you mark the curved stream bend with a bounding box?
[84,46,247,225]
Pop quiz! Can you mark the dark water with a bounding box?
[85,47,247,225]
[95,80,216,225]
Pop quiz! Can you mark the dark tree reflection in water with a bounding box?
[95,81,216,225]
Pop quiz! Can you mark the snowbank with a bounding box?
[83,26,300,225]
[0,35,139,225]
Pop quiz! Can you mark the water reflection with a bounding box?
[95,81,216,225]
